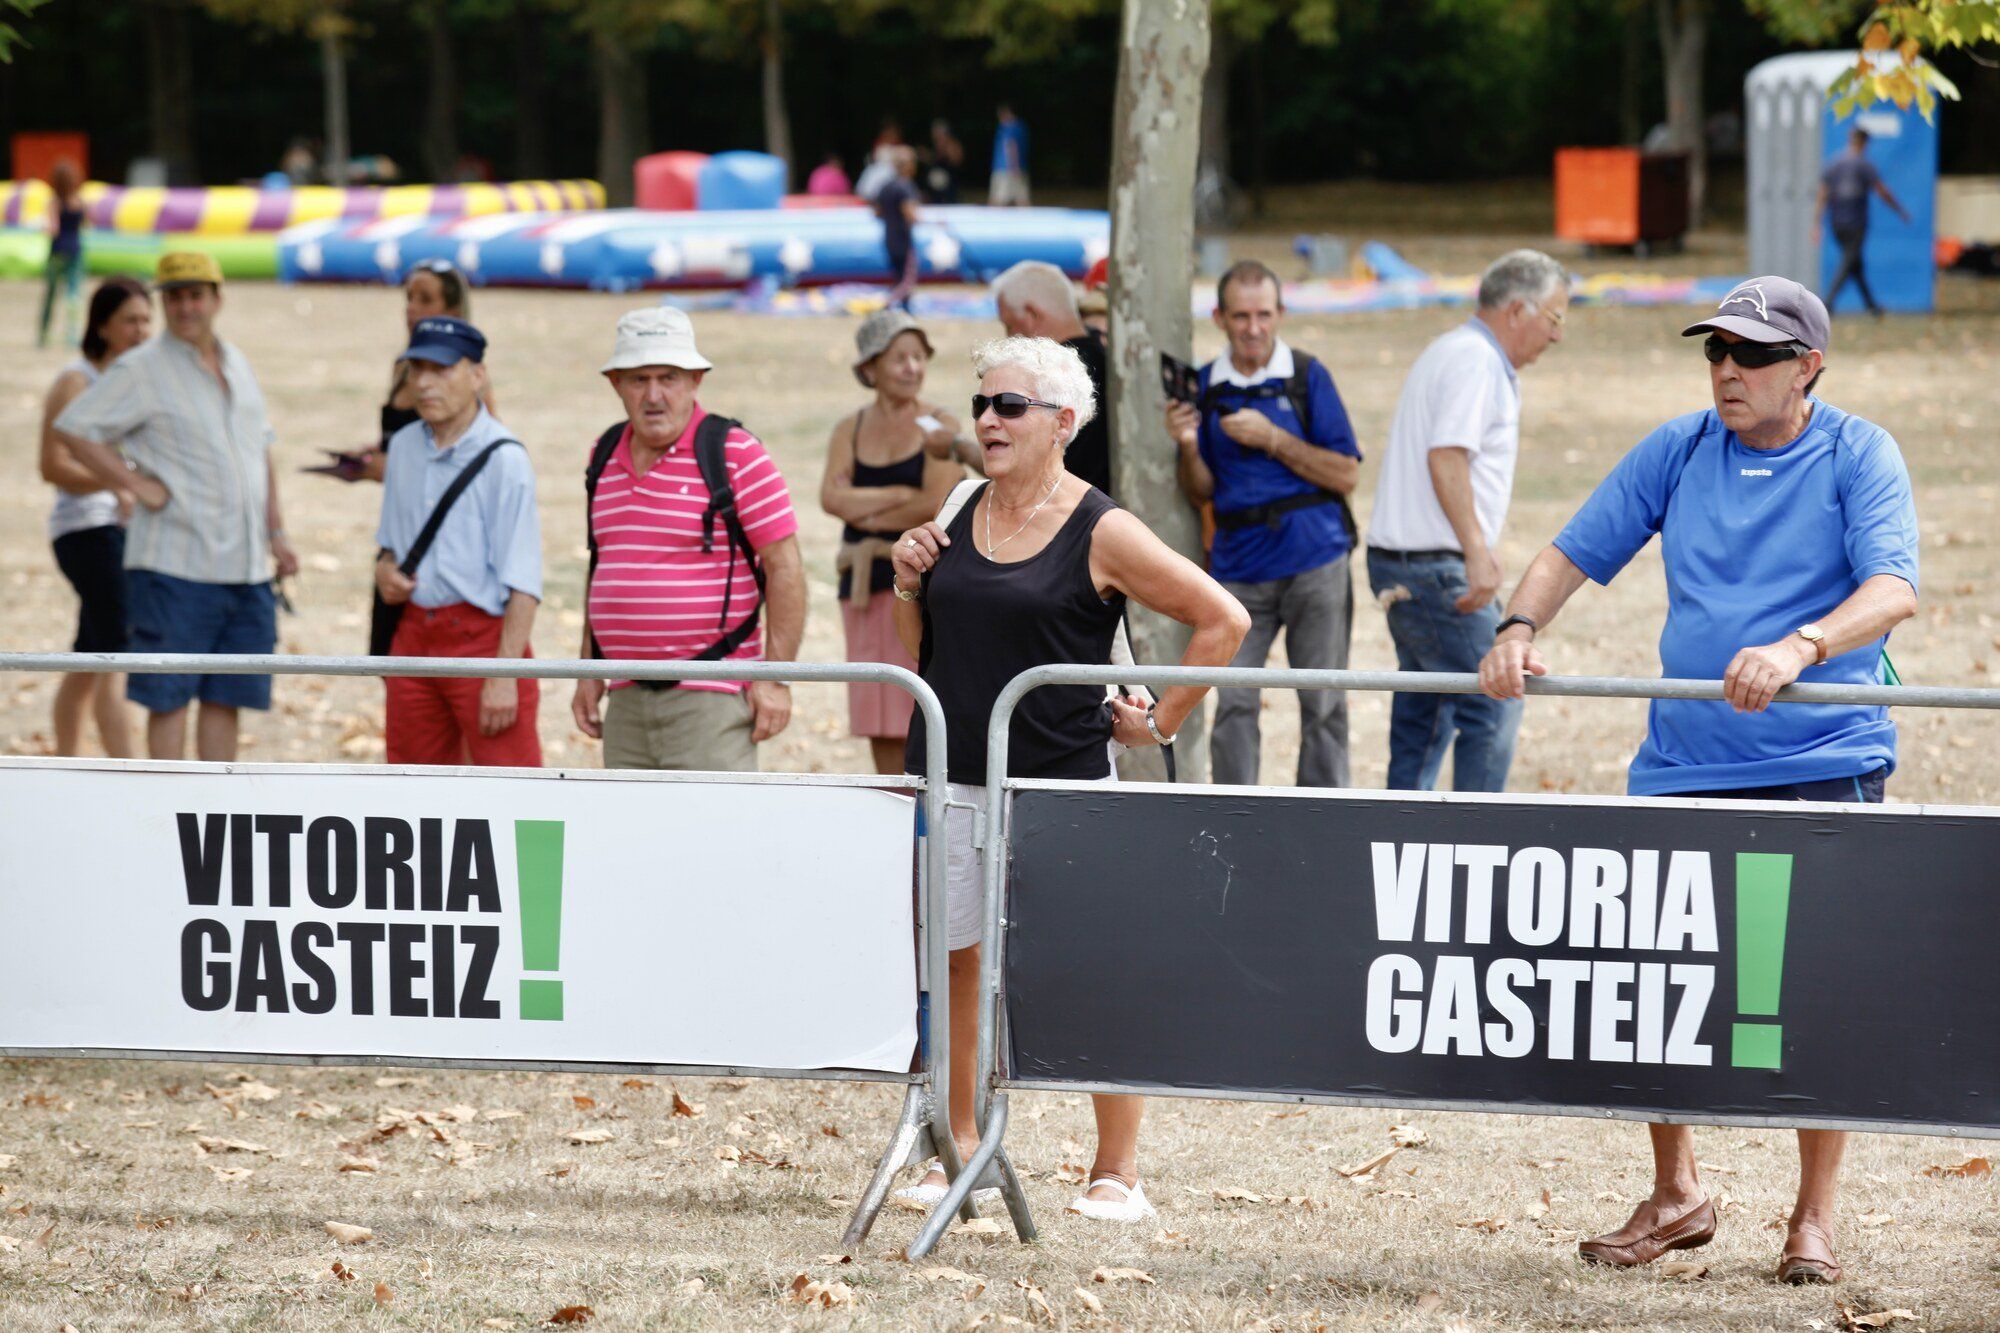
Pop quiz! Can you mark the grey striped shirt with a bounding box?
[54,332,275,585]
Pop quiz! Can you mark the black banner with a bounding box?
[1005,787,2000,1133]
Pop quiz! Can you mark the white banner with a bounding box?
[0,760,917,1073]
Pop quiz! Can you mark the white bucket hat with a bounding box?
[600,306,714,374]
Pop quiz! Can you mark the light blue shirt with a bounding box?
[375,408,542,615]
[1554,400,1919,796]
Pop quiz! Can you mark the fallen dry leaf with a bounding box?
[0,1237,17,1253]
[890,1194,928,1213]
[1414,1291,1444,1314]
[1921,1156,1991,1179]
[339,1158,378,1174]
[1659,1260,1709,1280]
[821,1123,843,1138]
[209,1166,255,1183]
[1455,1216,1508,1234]
[786,1275,854,1308]
[1337,1146,1400,1179]
[1389,1123,1430,1148]
[677,1276,706,1295]
[951,1218,1005,1237]
[1073,1287,1104,1313]
[566,1129,614,1146]
[420,1256,434,1280]
[373,1281,393,1305]
[621,1079,651,1091]
[812,1254,854,1265]
[0,1156,17,1171]
[548,1305,596,1324]
[1153,1229,1190,1246]
[1211,1185,1266,1204]
[330,1260,356,1282]
[1525,1187,1552,1221]
[1840,1308,1917,1331]
[374,1076,422,1089]
[484,1108,525,1122]
[195,1136,270,1155]
[1856,1212,1896,1228]
[1051,1162,1088,1185]
[324,1220,374,1245]
[480,1321,516,1330]
[571,1095,596,1112]
[919,1264,988,1293]
[1091,1265,1154,1285]
[235,1080,283,1102]
[672,1092,704,1118]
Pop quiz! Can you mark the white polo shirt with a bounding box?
[1367,318,1520,554]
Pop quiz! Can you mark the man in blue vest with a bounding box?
[1168,260,1362,786]
[1479,277,1920,1286]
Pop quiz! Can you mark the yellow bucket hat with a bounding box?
[155,250,224,290]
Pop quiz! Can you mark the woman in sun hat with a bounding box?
[819,309,964,773]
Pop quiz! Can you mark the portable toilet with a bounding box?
[1746,52,1938,314]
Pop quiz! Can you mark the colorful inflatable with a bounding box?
[0,179,605,235]
[275,205,1111,291]
[0,228,278,281]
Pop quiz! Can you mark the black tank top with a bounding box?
[905,482,1125,784]
[380,401,421,448]
[839,409,928,598]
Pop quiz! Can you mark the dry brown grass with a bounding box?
[1,216,1998,1328]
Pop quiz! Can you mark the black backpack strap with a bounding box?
[399,436,521,578]
[1283,351,1359,547]
[691,414,766,661]
[581,422,627,658]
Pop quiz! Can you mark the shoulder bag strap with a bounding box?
[398,437,520,578]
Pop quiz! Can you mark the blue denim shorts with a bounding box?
[124,569,276,712]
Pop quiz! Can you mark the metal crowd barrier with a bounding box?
[908,664,2000,1258]
[0,651,1022,1252]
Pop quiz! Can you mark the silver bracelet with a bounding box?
[1144,706,1175,747]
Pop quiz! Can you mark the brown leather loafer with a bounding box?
[1578,1199,1717,1268]
[1777,1252,1842,1285]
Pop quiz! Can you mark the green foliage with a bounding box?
[0,0,55,61]
[198,0,358,41]
[1756,0,1999,116]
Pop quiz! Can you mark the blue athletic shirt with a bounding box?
[1552,399,1919,796]
[1198,342,1363,585]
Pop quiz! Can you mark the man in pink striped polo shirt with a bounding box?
[571,308,807,771]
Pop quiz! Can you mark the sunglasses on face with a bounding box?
[972,392,1062,420]
[1703,334,1807,369]
[405,259,460,280]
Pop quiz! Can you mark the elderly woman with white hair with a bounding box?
[888,335,1250,1222]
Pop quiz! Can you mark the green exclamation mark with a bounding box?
[515,820,565,1021]
[1731,852,1792,1068]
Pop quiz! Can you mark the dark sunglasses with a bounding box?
[972,392,1063,420]
[405,258,461,280]
[1703,334,1808,369]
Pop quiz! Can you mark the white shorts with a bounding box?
[941,750,1118,952]
[988,169,1031,207]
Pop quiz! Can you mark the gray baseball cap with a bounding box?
[1682,276,1830,352]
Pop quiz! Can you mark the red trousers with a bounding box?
[384,602,542,767]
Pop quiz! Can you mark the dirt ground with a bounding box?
[1,208,1997,1329]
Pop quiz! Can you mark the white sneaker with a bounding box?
[1066,1177,1156,1222]
[894,1160,1000,1208]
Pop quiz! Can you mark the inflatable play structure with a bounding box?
[274,204,1111,290]
[0,178,605,234]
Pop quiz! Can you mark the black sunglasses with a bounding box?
[405,258,461,280]
[1703,334,1808,369]
[972,392,1063,420]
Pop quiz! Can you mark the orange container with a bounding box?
[1554,147,1689,247]
[12,131,89,185]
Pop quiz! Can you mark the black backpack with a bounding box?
[1199,350,1358,544]
[583,415,765,663]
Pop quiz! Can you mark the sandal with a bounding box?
[1066,1177,1155,1222]
[893,1158,1001,1208]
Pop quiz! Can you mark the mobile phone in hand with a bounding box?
[1159,352,1201,406]
[915,413,944,434]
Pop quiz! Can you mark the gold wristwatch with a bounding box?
[1795,623,1827,665]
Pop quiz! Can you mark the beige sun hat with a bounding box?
[852,307,935,387]
[600,306,714,374]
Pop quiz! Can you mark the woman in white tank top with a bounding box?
[38,277,151,757]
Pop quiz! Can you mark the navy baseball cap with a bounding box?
[1681,276,1830,353]
[401,316,487,366]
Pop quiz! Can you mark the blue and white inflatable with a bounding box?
[277,205,1110,290]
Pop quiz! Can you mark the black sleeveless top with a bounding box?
[839,409,928,598]
[905,482,1125,784]
[380,401,421,449]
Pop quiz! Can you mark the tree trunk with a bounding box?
[760,0,793,187]
[1620,0,1646,145]
[421,2,460,182]
[1195,21,1234,228]
[1108,0,1212,779]
[512,2,549,179]
[319,24,350,185]
[142,0,199,184]
[1247,37,1267,218]
[1655,0,1707,226]
[593,26,648,206]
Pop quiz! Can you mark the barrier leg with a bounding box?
[907,1096,1017,1260]
[990,1113,1038,1243]
[841,1082,935,1252]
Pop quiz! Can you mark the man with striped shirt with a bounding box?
[54,251,298,762]
[571,309,807,771]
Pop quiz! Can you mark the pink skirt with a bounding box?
[841,592,918,739]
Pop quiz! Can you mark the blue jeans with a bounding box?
[1366,548,1520,792]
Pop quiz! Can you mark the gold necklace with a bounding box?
[984,472,1063,557]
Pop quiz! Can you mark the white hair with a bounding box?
[972,335,1098,436]
[990,260,1080,321]
[1477,248,1570,312]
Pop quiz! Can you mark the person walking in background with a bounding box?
[1167,260,1363,787]
[991,261,1110,494]
[988,104,1030,206]
[374,317,542,767]
[37,160,87,349]
[806,151,851,198]
[924,119,964,203]
[37,277,150,758]
[876,147,922,311]
[888,335,1248,1221]
[1818,128,1911,317]
[1366,249,1569,792]
[1479,277,1918,1286]
[52,252,297,763]
[572,309,807,772]
[821,310,962,773]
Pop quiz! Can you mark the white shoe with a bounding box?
[1066,1177,1155,1222]
[894,1160,1001,1208]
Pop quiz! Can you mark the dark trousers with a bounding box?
[1827,227,1878,314]
[1679,767,1886,805]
